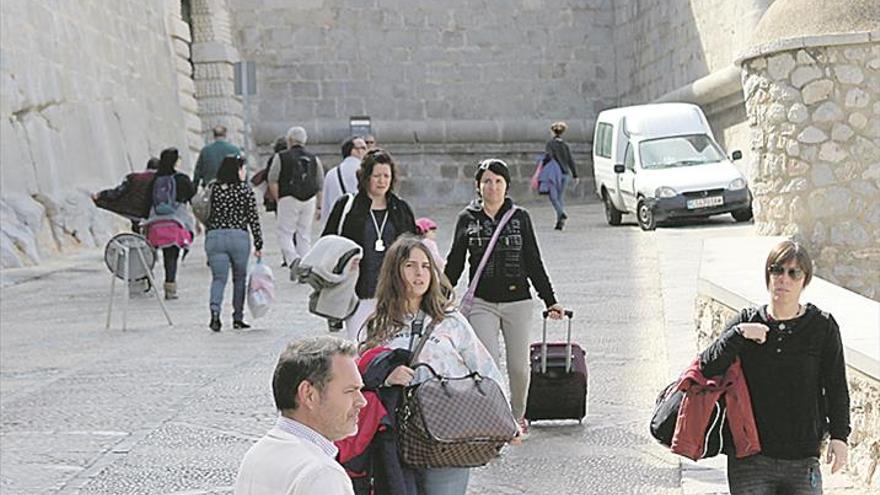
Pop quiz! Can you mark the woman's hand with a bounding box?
[254,250,262,259]
[384,365,415,387]
[546,303,565,320]
[826,439,848,474]
[737,323,769,344]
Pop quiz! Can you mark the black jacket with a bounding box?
[444,198,557,307]
[545,137,578,177]
[322,191,417,298]
[700,304,850,459]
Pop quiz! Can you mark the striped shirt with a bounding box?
[276,416,338,459]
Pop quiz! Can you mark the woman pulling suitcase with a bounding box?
[444,158,568,437]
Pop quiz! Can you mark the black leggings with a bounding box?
[162,246,180,283]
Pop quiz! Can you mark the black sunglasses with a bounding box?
[478,159,508,171]
[768,264,805,280]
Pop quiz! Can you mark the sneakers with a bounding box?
[518,417,530,440]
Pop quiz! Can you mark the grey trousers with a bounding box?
[727,454,822,495]
[205,229,250,321]
[467,297,534,419]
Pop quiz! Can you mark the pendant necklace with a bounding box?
[370,209,388,252]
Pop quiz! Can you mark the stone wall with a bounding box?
[695,294,880,488]
[0,0,200,267]
[741,42,880,299]
[228,0,614,193]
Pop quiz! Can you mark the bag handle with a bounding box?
[408,312,437,366]
[461,206,518,312]
[540,309,575,374]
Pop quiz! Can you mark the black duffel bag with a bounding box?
[649,380,726,459]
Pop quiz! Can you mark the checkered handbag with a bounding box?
[397,363,518,468]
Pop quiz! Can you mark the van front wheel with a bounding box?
[637,200,656,231]
[731,208,753,222]
[603,191,622,226]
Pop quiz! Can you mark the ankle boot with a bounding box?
[209,311,221,332]
[164,282,178,300]
[233,320,251,330]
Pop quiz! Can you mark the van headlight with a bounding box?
[655,186,677,198]
[728,178,747,190]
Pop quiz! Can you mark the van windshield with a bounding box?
[638,134,726,170]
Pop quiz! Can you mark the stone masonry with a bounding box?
[695,294,880,488]
[741,42,880,299]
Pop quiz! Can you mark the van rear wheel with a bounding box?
[637,200,656,231]
[603,191,622,226]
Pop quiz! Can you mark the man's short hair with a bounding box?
[286,126,308,146]
[213,125,227,138]
[341,137,356,159]
[272,336,358,411]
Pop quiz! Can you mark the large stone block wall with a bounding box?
[695,294,880,488]
[0,0,199,267]
[227,0,617,147]
[741,42,880,299]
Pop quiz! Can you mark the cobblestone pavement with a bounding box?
[0,201,844,494]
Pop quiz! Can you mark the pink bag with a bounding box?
[459,207,518,317]
[530,160,543,192]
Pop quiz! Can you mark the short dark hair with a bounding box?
[272,336,358,411]
[341,137,356,159]
[273,136,288,154]
[357,148,397,193]
[764,240,814,288]
[475,158,511,189]
[146,157,159,170]
[213,125,227,138]
[216,155,245,184]
[158,148,179,174]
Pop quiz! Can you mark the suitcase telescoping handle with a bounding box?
[540,309,575,374]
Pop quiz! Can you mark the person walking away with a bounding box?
[268,126,324,268]
[234,336,365,495]
[193,125,242,189]
[92,157,159,234]
[699,240,849,494]
[444,158,566,438]
[321,136,367,230]
[250,136,286,215]
[204,155,263,332]
[364,134,377,151]
[543,121,579,230]
[322,149,417,342]
[143,147,195,300]
[360,235,519,495]
[415,217,444,271]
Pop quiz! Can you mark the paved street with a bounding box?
[3,200,752,494]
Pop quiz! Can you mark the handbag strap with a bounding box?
[462,206,518,304]
[337,166,347,194]
[408,311,437,366]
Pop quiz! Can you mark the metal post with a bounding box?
[105,246,119,329]
[122,245,130,331]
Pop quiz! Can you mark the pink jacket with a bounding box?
[671,358,761,460]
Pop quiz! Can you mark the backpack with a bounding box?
[281,149,320,200]
[191,181,213,225]
[152,175,178,215]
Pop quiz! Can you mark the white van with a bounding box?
[592,103,752,230]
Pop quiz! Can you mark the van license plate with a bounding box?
[687,196,724,209]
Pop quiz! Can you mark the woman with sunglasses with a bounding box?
[700,240,850,494]
[204,155,263,331]
[444,158,566,437]
[323,149,417,341]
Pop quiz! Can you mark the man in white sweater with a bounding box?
[234,336,366,495]
[320,136,366,230]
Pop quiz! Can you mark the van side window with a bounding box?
[596,123,612,158]
[624,142,635,171]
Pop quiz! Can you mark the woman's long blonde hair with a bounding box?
[360,235,454,352]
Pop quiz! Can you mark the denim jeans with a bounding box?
[727,454,822,495]
[205,229,250,321]
[548,173,571,221]
[415,467,470,495]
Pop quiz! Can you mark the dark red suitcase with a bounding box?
[524,310,587,423]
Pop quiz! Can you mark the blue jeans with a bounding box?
[727,454,822,494]
[205,229,250,321]
[415,467,470,495]
[548,173,571,221]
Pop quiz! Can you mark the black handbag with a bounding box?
[650,380,727,459]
